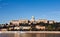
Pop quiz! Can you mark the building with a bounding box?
[37,19,48,23]
[5,16,57,31]
[10,20,19,25]
[35,25,45,30]
[19,19,29,24]
[14,26,20,30]
[10,19,29,26]
[48,20,55,24]
[20,26,31,30]
[0,28,7,31]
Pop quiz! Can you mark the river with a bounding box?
[0,31,60,37]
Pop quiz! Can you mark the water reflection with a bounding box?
[0,33,60,37]
[20,33,60,37]
[0,33,14,37]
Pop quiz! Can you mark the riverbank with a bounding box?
[0,31,60,33]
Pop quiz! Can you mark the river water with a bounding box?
[20,33,60,37]
[0,31,60,37]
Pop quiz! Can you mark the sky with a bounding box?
[0,0,60,24]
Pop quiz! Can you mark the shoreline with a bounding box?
[0,31,60,33]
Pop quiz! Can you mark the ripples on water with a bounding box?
[0,33,60,37]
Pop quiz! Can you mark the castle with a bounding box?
[0,16,59,31]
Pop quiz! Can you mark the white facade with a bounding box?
[14,27,20,30]
[36,25,45,29]
[20,26,31,29]
[48,20,54,24]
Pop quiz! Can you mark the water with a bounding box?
[0,31,60,37]
[20,33,60,37]
[0,33,14,37]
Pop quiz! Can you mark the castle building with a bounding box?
[8,16,56,31]
[37,19,48,23]
[48,20,55,24]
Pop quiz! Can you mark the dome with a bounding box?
[32,16,35,19]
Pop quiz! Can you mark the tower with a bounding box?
[31,16,35,22]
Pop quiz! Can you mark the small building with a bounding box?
[20,26,31,30]
[35,25,45,30]
[8,27,13,30]
[1,28,7,31]
[14,26,20,30]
